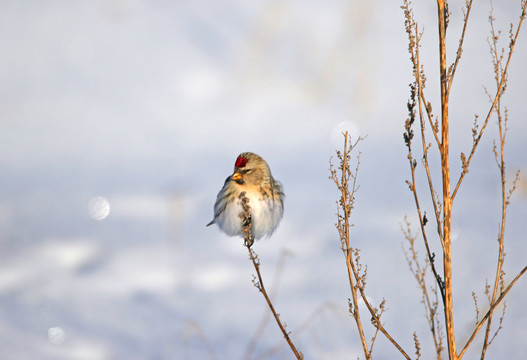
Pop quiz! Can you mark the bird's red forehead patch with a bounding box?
[235,155,248,168]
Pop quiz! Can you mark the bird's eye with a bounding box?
[244,169,252,173]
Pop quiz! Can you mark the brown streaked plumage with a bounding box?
[207,152,284,240]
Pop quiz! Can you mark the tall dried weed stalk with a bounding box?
[327,2,527,360]
[401,1,527,359]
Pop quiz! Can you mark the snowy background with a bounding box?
[1,1,527,359]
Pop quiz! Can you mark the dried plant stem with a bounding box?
[403,1,527,359]
[478,7,526,356]
[459,265,527,359]
[451,0,527,202]
[479,12,508,356]
[402,220,444,359]
[356,282,411,360]
[239,192,303,360]
[447,0,473,94]
[253,302,342,360]
[403,0,527,358]
[338,135,369,359]
[406,111,445,302]
[243,250,290,360]
[330,132,411,360]
[436,1,456,359]
[247,248,302,359]
[403,1,445,303]
[182,320,218,359]
[480,136,505,359]
[345,255,369,358]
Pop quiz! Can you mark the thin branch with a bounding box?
[458,265,527,359]
[414,332,422,360]
[331,132,412,360]
[480,12,506,358]
[254,302,344,360]
[355,279,412,360]
[487,300,506,347]
[368,299,386,359]
[478,8,525,356]
[243,249,291,360]
[402,1,441,148]
[414,19,445,243]
[402,219,444,358]
[404,80,446,301]
[446,0,474,95]
[472,292,480,324]
[330,132,370,359]
[239,192,303,360]
[451,0,527,201]
[182,319,218,360]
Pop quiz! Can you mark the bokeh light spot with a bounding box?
[88,196,110,221]
[331,121,360,150]
[48,326,65,345]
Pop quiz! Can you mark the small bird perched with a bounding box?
[207,152,284,241]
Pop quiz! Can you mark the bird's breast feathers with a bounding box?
[216,187,283,239]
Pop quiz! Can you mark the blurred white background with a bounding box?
[1,1,526,359]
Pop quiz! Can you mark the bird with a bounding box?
[207,152,284,241]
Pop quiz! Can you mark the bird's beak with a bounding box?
[232,172,242,181]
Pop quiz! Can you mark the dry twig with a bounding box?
[239,192,303,360]
[243,249,292,360]
[330,131,411,360]
[402,219,444,359]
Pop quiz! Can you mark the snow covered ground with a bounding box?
[1,1,526,359]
